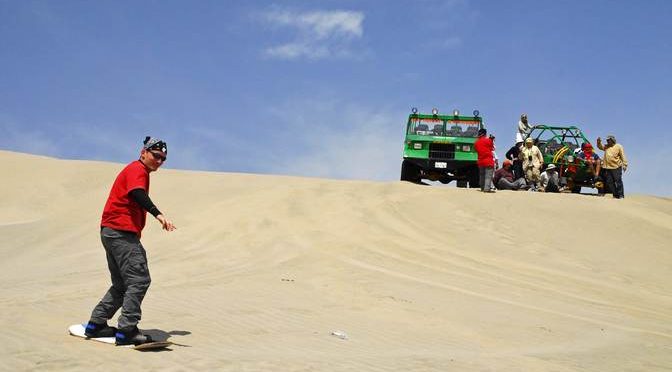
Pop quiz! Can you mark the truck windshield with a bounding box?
[445,120,480,138]
[408,118,481,137]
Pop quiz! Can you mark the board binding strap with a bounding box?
[68,324,172,351]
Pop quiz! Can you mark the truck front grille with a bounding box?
[429,143,455,160]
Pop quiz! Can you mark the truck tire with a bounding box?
[401,160,420,183]
[468,168,480,188]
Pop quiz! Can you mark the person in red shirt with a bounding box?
[474,128,496,192]
[85,137,176,346]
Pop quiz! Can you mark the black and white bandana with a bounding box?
[143,136,168,153]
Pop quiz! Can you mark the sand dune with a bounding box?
[1,149,671,371]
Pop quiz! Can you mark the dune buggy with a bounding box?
[524,125,604,193]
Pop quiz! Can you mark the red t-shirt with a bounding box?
[475,136,495,168]
[101,160,150,236]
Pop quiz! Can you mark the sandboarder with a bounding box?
[84,136,176,346]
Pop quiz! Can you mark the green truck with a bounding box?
[400,108,483,187]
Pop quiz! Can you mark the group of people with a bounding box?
[475,113,628,198]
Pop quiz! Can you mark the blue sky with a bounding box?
[1,0,671,196]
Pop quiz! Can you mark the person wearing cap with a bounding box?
[84,137,176,346]
[474,128,496,192]
[539,163,561,192]
[493,159,529,190]
[597,135,628,199]
[519,137,544,190]
[516,113,532,143]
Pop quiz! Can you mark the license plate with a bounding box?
[435,162,447,169]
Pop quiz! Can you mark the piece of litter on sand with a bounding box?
[330,330,348,340]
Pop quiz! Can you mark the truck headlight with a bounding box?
[462,145,471,151]
[413,143,423,150]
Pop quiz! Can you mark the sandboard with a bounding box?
[68,324,172,350]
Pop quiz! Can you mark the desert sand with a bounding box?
[1,149,671,371]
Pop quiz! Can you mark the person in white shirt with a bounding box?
[515,113,532,143]
[539,164,561,193]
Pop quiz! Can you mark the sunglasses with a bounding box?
[148,151,167,162]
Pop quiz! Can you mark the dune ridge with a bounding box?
[1,150,671,371]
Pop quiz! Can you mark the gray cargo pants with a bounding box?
[89,227,151,330]
[479,166,495,191]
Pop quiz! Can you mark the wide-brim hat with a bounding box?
[546,164,556,170]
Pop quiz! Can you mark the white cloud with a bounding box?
[260,9,365,60]
[265,42,330,60]
[264,10,363,39]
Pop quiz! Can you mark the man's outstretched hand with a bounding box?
[157,214,176,231]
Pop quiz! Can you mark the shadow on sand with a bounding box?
[142,329,192,349]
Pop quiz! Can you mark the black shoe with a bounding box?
[115,326,154,346]
[84,321,117,338]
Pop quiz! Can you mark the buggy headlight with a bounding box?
[473,110,480,117]
[413,143,423,150]
[412,107,418,114]
[453,109,460,116]
[432,108,439,115]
